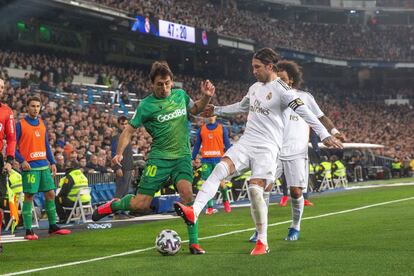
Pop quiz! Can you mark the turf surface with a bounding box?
[1,181,413,275]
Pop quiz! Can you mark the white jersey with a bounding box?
[280,89,324,160]
[215,78,297,150]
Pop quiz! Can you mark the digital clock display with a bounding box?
[158,20,195,43]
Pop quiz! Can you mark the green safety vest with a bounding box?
[6,169,22,200]
[59,169,91,203]
[309,163,315,174]
[319,162,332,179]
[391,162,401,170]
[333,160,346,177]
[234,170,252,181]
[9,169,22,194]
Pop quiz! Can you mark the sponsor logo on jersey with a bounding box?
[203,150,221,156]
[30,151,46,159]
[35,130,41,137]
[289,115,299,121]
[157,108,187,122]
[266,92,272,100]
[250,100,270,116]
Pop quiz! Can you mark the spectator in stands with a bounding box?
[55,154,66,173]
[20,72,30,89]
[86,154,99,172]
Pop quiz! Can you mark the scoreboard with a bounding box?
[131,16,217,47]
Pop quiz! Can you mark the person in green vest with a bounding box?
[330,155,346,185]
[1,169,23,225]
[55,167,91,223]
[314,156,332,192]
[391,157,402,178]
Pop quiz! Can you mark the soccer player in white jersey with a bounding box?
[249,60,346,243]
[174,48,343,255]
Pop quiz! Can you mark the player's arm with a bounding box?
[222,126,232,151]
[306,93,346,142]
[189,80,215,115]
[4,109,16,173]
[14,122,25,164]
[214,96,250,117]
[281,91,342,149]
[114,124,135,166]
[191,129,202,160]
[44,122,57,176]
[319,116,346,142]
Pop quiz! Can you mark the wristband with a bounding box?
[330,128,340,135]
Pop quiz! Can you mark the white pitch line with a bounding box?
[2,196,414,276]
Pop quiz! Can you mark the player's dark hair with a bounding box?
[253,48,280,72]
[117,115,128,124]
[26,95,42,106]
[149,61,173,83]
[276,60,303,89]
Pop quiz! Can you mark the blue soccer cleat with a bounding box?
[249,230,258,243]
[285,228,300,241]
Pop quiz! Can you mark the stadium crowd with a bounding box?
[87,0,414,61]
[0,49,413,174]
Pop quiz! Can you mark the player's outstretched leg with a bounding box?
[175,161,231,225]
[92,196,128,221]
[174,202,196,225]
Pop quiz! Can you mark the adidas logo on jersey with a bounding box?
[157,108,187,122]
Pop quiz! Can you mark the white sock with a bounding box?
[263,191,270,208]
[248,185,268,245]
[193,162,230,217]
[290,196,304,231]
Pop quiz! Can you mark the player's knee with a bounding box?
[290,187,303,199]
[249,178,266,188]
[24,194,34,201]
[129,196,147,211]
[44,190,55,200]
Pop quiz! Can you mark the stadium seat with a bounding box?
[63,187,94,224]
[320,173,334,191]
[236,178,250,201]
[333,175,348,188]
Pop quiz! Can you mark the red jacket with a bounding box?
[0,103,16,160]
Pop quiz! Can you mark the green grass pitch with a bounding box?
[1,180,414,275]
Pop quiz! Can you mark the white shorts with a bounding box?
[224,142,278,183]
[275,157,308,188]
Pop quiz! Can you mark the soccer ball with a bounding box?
[155,229,181,256]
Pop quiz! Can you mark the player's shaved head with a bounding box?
[276,60,303,89]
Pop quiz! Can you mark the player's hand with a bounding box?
[116,168,123,177]
[202,104,215,117]
[322,136,343,149]
[112,154,123,167]
[334,132,346,142]
[3,162,12,174]
[200,80,215,97]
[50,164,57,177]
[21,161,31,171]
